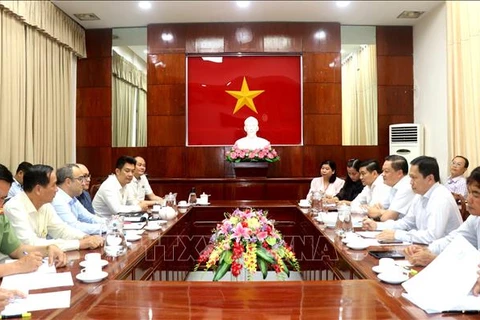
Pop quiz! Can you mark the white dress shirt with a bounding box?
[128,175,153,201]
[377,183,463,244]
[307,177,345,199]
[92,174,141,218]
[429,215,480,254]
[444,175,468,198]
[3,192,86,251]
[387,175,415,219]
[350,175,391,213]
[7,178,22,199]
[52,188,106,235]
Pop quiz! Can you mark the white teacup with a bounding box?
[152,205,161,212]
[84,252,101,263]
[379,258,395,271]
[81,261,102,276]
[299,199,310,207]
[200,193,209,203]
[196,198,207,205]
[178,200,187,206]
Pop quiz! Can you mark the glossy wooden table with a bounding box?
[30,201,475,319]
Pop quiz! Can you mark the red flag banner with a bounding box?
[187,55,302,146]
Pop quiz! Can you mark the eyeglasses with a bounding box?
[83,174,91,180]
[451,161,464,167]
[70,176,85,183]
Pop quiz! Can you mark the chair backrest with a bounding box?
[89,183,101,199]
[459,198,470,221]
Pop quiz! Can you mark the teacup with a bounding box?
[378,258,395,271]
[178,200,187,207]
[81,261,102,276]
[196,198,207,205]
[84,253,101,263]
[152,205,161,212]
[200,193,209,203]
[299,199,310,207]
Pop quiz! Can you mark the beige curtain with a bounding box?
[112,51,147,147]
[0,4,80,170]
[447,1,480,169]
[342,45,378,145]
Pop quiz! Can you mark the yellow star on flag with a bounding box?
[226,77,265,114]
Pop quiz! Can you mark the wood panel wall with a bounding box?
[76,23,413,183]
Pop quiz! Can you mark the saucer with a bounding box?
[298,203,310,208]
[177,204,190,208]
[144,224,162,231]
[156,220,168,224]
[79,260,108,268]
[125,234,142,242]
[76,271,108,283]
[377,272,409,284]
[346,242,369,250]
[197,202,210,206]
[372,265,389,274]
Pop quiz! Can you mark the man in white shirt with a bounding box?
[363,156,463,244]
[368,155,415,221]
[7,161,32,199]
[350,159,391,214]
[4,164,104,252]
[93,155,149,218]
[444,155,469,201]
[128,156,163,203]
[52,164,106,235]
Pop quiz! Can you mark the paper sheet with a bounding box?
[1,290,71,316]
[1,272,73,291]
[356,231,381,238]
[5,258,56,274]
[401,235,480,313]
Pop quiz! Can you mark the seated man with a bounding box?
[405,166,480,266]
[0,164,67,277]
[76,163,95,214]
[53,164,106,235]
[4,164,104,251]
[363,156,463,244]
[350,159,391,214]
[444,155,469,201]
[367,155,415,221]
[93,155,149,218]
[234,116,270,150]
[7,161,32,199]
[128,156,163,203]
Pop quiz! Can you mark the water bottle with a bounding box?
[188,187,197,205]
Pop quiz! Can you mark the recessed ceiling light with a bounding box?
[236,1,250,9]
[138,1,152,10]
[336,1,351,8]
[73,13,100,21]
[397,11,425,19]
[161,33,174,42]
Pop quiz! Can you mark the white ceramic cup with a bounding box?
[81,261,102,276]
[200,193,209,203]
[379,258,395,271]
[299,199,309,206]
[178,200,187,206]
[152,205,161,212]
[84,252,101,262]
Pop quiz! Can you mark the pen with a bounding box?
[1,312,31,319]
[441,310,480,314]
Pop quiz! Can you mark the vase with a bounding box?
[233,162,269,178]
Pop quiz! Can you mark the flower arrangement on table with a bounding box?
[225,145,280,163]
[195,208,300,281]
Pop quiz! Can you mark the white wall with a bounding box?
[413,3,449,182]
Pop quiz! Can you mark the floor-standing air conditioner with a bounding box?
[389,124,424,165]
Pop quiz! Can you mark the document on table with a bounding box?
[1,271,73,291]
[5,258,56,274]
[1,290,71,316]
[401,235,480,314]
[356,231,381,238]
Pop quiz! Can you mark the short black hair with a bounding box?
[385,155,408,175]
[453,155,469,169]
[410,156,440,182]
[320,160,337,184]
[359,159,381,174]
[23,164,54,192]
[115,156,136,170]
[15,161,33,174]
[467,166,480,186]
[0,164,14,184]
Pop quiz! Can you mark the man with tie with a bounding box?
[92,155,149,218]
[367,155,415,221]
[363,156,463,244]
[52,164,105,235]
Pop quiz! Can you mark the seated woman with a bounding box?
[234,116,270,150]
[307,160,344,199]
[335,159,364,202]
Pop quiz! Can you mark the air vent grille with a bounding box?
[391,126,418,143]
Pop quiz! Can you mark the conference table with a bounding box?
[30,201,473,319]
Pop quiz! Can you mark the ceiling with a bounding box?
[52,1,444,30]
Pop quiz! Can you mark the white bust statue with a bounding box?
[234,116,270,150]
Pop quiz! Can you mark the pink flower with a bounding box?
[267,153,274,159]
[239,151,246,158]
[258,152,266,158]
[230,152,237,159]
[248,152,255,159]
[256,231,268,242]
[232,223,250,240]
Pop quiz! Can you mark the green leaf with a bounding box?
[282,262,290,277]
[256,246,275,264]
[266,236,277,246]
[223,250,233,265]
[258,257,268,279]
[213,260,231,281]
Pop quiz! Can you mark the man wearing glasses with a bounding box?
[444,155,469,201]
[52,164,106,235]
[76,163,95,214]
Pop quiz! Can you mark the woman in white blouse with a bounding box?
[307,160,345,199]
